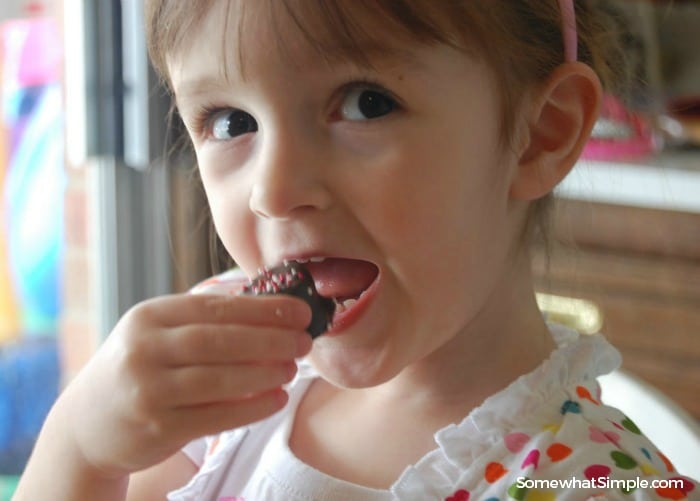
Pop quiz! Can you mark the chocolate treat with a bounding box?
[241,262,335,339]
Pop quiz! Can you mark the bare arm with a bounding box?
[13,293,311,500]
[13,390,129,501]
[16,440,195,501]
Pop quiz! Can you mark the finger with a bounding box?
[172,389,289,437]
[167,362,297,406]
[163,323,312,366]
[140,293,311,329]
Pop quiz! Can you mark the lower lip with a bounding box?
[325,273,380,335]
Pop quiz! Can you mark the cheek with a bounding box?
[380,156,511,327]
[198,166,258,270]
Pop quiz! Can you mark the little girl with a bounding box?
[15,1,699,500]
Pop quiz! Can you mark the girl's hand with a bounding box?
[58,293,312,478]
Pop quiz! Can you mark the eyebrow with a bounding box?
[173,42,433,106]
[319,42,431,74]
[174,76,233,104]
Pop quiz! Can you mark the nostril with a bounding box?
[248,185,272,219]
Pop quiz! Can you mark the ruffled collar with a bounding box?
[289,324,621,498]
[390,324,621,497]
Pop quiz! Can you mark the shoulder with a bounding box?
[510,380,698,500]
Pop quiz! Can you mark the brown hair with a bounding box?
[147,0,628,141]
[145,0,631,261]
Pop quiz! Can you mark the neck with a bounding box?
[289,251,557,488]
[358,250,555,425]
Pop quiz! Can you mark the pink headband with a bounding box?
[558,0,577,62]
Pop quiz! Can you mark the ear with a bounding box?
[510,62,602,201]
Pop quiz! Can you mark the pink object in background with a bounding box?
[582,94,658,162]
[1,17,62,88]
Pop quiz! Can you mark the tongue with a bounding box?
[305,258,378,300]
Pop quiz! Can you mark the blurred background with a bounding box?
[0,0,698,496]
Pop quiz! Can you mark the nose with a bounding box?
[248,128,332,219]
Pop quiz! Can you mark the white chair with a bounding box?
[598,369,700,480]
[537,293,700,479]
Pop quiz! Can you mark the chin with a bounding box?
[308,348,400,390]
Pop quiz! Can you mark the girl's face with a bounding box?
[170,2,528,388]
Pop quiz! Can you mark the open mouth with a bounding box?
[239,257,379,337]
[303,257,380,330]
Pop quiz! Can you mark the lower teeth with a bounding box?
[334,297,358,313]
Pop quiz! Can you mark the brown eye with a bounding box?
[212,109,258,139]
[341,88,396,121]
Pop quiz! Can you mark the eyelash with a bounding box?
[187,78,401,139]
[339,78,397,99]
[334,79,401,115]
[190,103,229,138]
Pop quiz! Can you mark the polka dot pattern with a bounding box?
[442,383,697,500]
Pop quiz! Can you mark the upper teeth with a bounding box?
[293,257,326,264]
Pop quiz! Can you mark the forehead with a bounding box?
[166,0,467,85]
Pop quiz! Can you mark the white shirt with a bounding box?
[167,325,698,500]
